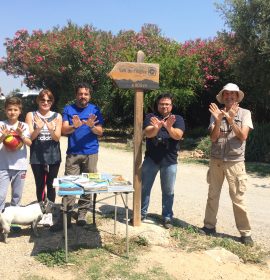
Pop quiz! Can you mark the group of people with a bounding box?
[0,82,254,245]
[138,83,253,246]
[0,82,103,231]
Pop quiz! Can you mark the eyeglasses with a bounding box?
[158,103,172,107]
[40,99,52,104]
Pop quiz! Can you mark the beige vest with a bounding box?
[210,107,253,161]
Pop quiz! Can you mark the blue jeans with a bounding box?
[141,157,177,220]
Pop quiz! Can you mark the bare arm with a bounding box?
[144,117,162,138]
[25,112,43,141]
[62,115,103,137]
[163,115,183,140]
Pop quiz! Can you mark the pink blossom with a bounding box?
[35,56,43,63]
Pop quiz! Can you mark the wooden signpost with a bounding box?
[108,62,159,90]
[109,51,159,226]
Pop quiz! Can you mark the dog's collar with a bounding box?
[39,201,46,214]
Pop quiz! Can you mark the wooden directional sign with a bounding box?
[108,62,159,89]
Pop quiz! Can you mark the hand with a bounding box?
[0,124,9,138]
[221,102,239,124]
[16,122,26,137]
[150,117,163,130]
[33,113,45,130]
[209,103,223,122]
[72,115,83,128]
[44,118,56,131]
[163,115,176,129]
[82,114,98,128]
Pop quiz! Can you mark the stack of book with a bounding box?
[108,174,133,192]
[54,176,84,196]
[54,173,134,195]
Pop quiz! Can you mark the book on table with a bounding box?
[54,173,133,195]
[55,178,84,196]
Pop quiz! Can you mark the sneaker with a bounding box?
[198,226,216,235]
[240,236,254,246]
[43,213,53,227]
[163,219,173,229]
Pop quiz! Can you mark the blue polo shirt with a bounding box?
[62,103,104,155]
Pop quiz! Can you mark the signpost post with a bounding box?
[108,51,159,226]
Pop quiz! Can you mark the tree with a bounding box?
[0,22,236,127]
[0,22,116,111]
[216,0,270,122]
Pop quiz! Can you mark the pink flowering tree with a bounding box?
[1,23,237,127]
[0,22,116,110]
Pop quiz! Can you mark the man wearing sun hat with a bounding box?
[200,83,254,246]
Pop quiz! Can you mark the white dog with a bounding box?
[0,199,54,243]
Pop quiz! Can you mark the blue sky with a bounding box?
[0,0,227,94]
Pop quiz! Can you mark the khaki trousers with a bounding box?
[204,159,251,237]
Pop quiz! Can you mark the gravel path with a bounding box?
[12,137,270,248]
[97,142,270,249]
[0,137,269,279]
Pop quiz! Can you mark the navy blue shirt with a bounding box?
[143,113,185,165]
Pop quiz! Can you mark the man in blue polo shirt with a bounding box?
[139,93,185,229]
[50,82,103,231]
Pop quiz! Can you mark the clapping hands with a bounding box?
[209,102,239,123]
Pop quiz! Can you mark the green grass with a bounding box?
[35,240,172,280]
[34,213,270,279]
[245,162,270,177]
[35,249,68,267]
[170,225,270,264]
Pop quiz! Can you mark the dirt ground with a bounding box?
[0,137,270,280]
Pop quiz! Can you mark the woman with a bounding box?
[25,89,62,226]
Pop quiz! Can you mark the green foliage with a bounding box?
[246,122,270,163]
[35,249,68,267]
[171,226,269,263]
[0,22,238,127]
[216,0,270,122]
[196,136,212,158]
[210,237,266,263]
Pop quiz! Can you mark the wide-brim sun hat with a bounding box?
[216,83,244,104]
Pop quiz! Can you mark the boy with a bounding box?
[0,96,32,212]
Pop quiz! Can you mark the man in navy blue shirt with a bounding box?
[140,93,185,229]
[50,82,103,231]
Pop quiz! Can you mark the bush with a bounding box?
[246,122,270,163]
[196,136,211,158]
[194,123,270,163]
